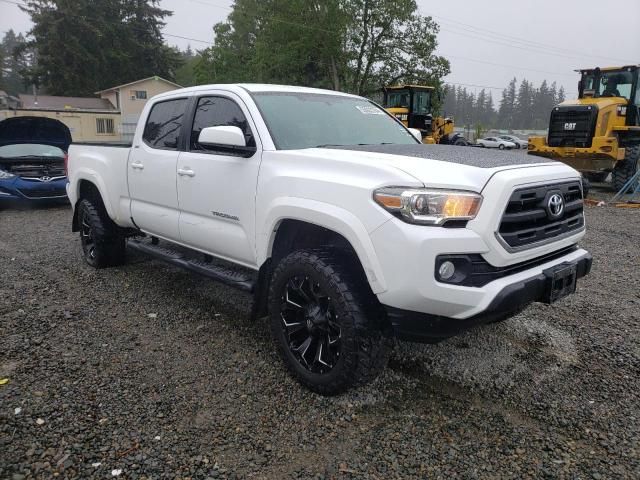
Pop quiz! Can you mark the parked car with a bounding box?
[476,137,516,149]
[0,116,71,205]
[498,134,528,149]
[66,84,591,394]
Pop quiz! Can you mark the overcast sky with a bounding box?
[1,0,639,99]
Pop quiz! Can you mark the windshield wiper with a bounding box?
[315,142,397,148]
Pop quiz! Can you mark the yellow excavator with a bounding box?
[382,85,467,145]
[528,65,640,191]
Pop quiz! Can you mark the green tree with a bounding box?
[195,0,449,97]
[21,0,182,96]
[175,46,198,87]
[342,0,449,96]
[0,30,31,95]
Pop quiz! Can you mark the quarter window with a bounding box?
[191,96,254,151]
[142,98,187,150]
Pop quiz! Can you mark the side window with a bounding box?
[142,98,188,150]
[190,96,255,151]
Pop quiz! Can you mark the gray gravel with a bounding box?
[1,196,639,479]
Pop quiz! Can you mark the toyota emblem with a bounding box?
[40,176,51,182]
[547,193,564,218]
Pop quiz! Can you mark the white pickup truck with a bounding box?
[67,84,592,394]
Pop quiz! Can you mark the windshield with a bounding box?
[386,90,410,109]
[599,70,633,99]
[253,92,417,150]
[0,143,64,158]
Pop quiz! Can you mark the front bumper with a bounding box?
[528,136,625,172]
[387,251,592,343]
[0,177,68,203]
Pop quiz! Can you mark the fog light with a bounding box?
[438,261,456,280]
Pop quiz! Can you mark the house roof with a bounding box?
[18,94,116,111]
[95,76,182,94]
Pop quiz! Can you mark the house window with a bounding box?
[96,118,115,135]
[132,90,147,100]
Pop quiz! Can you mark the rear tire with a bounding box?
[612,144,640,192]
[269,249,391,395]
[78,198,125,268]
[499,144,505,150]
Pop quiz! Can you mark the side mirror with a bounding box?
[199,126,246,147]
[197,126,256,157]
[408,128,423,142]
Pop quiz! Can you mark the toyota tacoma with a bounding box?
[66,84,592,394]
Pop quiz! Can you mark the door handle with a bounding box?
[131,161,144,170]
[177,168,196,177]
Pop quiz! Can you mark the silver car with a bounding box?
[476,136,516,150]
[498,135,528,149]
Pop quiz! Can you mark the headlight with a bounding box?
[0,169,16,179]
[373,187,482,225]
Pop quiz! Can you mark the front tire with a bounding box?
[499,144,505,150]
[78,198,125,268]
[269,249,391,395]
[612,144,640,192]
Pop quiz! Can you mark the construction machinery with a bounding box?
[528,65,640,191]
[382,85,467,145]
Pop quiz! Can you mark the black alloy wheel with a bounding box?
[279,275,341,374]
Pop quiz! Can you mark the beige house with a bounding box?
[96,76,182,139]
[0,76,181,143]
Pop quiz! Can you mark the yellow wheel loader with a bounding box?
[528,65,640,191]
[382,85,468,145]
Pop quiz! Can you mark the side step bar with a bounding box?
[127,239,256,292]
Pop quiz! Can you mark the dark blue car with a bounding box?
[0,116,71,205]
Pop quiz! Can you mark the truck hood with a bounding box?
[300,144,563,192]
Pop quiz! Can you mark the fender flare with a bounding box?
[259,197,388,294]
[72,170,117,218]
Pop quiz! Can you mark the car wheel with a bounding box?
[269,249,391,395]
[499,144,505,150]
[78,198,126,268]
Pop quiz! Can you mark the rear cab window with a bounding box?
[142,98,188,150]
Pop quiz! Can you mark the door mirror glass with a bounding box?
[198,126,247,147]
[408,128,422,142]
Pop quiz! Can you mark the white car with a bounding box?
[477,136,516,149]
[66,84,591,394]
[499,135,528,149]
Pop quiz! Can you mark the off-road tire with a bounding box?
[77,198,125,268]
[269,249,392,395]
[612,144,640,192]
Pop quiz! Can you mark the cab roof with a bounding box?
[575,65,639,73]
[383,85,435,91]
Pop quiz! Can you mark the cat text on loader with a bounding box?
[382,85,467,145]
[528,65,640,191]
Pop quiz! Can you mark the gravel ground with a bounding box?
[1,195,639,479]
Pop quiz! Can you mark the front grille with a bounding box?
[5,161,65,178]
[17,186,67,199]
[548,105,598,148]
[498,181,584,250]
